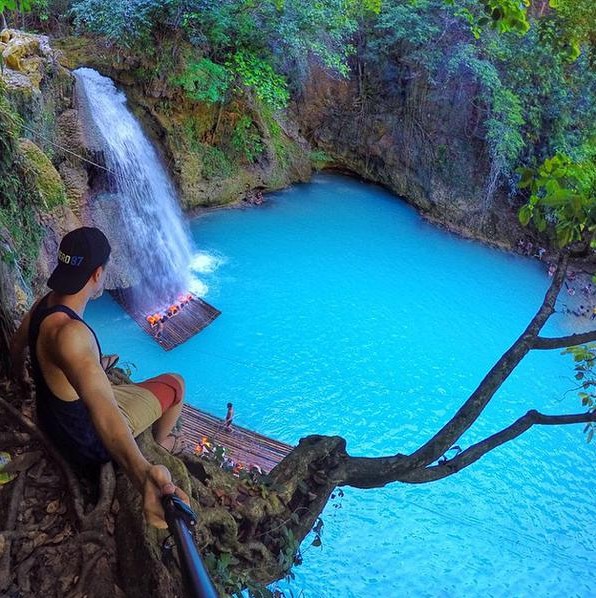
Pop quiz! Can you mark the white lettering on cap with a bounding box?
[58,250,84,266]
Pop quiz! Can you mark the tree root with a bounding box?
[0,394,86,524]
[81,462,116,531]
[67,549,107,598]
[16,554,36,593]
[0,461,27,591]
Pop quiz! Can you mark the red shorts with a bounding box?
[136,374,183,413]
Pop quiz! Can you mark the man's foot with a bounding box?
[159,433,187,456]
[101,354,119,372]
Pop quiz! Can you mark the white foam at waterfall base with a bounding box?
[74,67,194,311]
[188,251,227,297]
[191,251,226,274]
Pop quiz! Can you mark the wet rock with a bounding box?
[58,162,88,210]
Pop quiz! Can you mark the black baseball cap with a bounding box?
[48,227,111,295]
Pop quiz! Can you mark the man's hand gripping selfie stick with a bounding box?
[162,495,219,598]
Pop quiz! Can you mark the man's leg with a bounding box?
[112,373,186,452]
[152,374,185,447]
[135,373,186,448]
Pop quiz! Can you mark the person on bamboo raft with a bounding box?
[9,226,189,528]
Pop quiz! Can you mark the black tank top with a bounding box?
[28,294,110,466]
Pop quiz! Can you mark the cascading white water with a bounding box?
[74,67,193,311]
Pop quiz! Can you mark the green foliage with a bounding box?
[371,0,443,69]
[268,0,358,78]
[261,107,291,170]
[561,344,596,442]
[227,50,289,109]
[0,0,31,12]
[232,115,264,163]
[70,0,360,99]
[487,28,596,165]
[444,0,530,39]
[180,114,211,152]
[31,0,51,21]
[518,149,596,247]
[201,145,235,180]
[70,0,164,47]
[447,43,525,173]
[485,87,525,167]
[537,13,580,63]
[310,149,331,170]
[548,0,596,61]
[0,85,44,281]
[171,58,231,104]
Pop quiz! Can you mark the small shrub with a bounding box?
[171,58,231,104]
[201,145,234,180]
[231,116,264,164]
[227,50,289,110]
[310,149,331,170]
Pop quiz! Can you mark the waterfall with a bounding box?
[73,67,193,312]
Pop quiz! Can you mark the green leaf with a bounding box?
[534,210,547,232]
[518,167,534,189]
[518,205,532,226]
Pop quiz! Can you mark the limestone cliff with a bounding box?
[53,35,313,211]
[291,61,533,250]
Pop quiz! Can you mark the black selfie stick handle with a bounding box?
[162,495,219,598]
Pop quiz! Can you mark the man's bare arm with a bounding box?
[54,320,187,526]
[55,320,150,484]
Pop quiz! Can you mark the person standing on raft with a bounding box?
[225,402,234,431]
[9,227,189,528]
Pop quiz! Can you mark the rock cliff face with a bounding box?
[291,62,530,250]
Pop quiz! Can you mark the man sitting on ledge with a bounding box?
[10,226,189,527]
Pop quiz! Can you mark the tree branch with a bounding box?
[533,330,596,350]
[396,409,596,484]
[340,253,569,488]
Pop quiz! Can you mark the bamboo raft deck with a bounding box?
[179,404,294,474]
[109,289,221,351]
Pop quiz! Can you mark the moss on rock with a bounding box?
[18,138,67,209]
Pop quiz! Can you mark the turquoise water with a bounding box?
[87,174,595,597]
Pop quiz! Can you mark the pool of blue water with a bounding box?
[87,174,595,597]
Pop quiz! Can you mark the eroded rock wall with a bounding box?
[291,61,530,249]
[53,35,313,211]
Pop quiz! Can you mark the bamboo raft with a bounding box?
[109,288,221,351]
[179,404,293,474]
